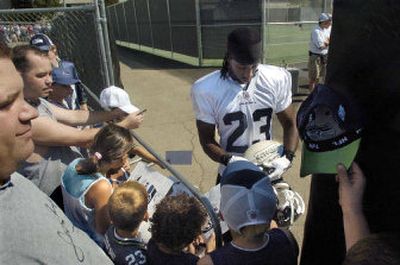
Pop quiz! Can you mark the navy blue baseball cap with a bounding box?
[52,67,80,86]
[30,33,55,52]
[297,84,364,177]
[220,161,276,232]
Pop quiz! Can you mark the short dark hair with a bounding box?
[0,41,10,59]
[108,181,148,231]
[343,233,400,265]
[151,194,207,252]
[12,45,47,73]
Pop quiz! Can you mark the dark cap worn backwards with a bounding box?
[30,33,54,52]
[297,84,364,177]
[227,28,262,65]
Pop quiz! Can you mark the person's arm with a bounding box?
[276,105,299,156]
[31,116,100,147]
[196,120,229,165]
[337,162,370,251]
[49,103,127,126]
[32,112,144,148]
[85,179,113,235]
[130,145,164,168]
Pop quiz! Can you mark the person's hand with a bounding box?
[336,162,366,215]
[262,156,291,181]
[118,112,144,129]
[111,107,127,120]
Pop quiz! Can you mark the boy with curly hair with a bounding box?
[104,181,149,265]
[148,193,208,265]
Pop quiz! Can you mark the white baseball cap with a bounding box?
[220,161,277,233]
[319,13,331,22]
[100,86,139,114]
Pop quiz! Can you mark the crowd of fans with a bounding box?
[0,22,51,44]
[0,23,399,265]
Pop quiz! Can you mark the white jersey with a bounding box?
[192,64,292,173]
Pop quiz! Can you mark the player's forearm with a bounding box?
[200,140,227,164]
[282,121,299,154]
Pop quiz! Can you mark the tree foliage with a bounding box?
[105,0,118,6]
[33,0,61,8]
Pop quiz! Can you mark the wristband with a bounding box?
[220,154,232,166]
[283,149,295,163]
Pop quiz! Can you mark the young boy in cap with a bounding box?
[48,65,81,109]
[104,181,149,265]
[198,160,298,265]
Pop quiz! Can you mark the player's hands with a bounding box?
[118,111,144,129]
[263,156,291,181]
[336,162,366,215]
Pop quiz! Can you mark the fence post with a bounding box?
[94,0,111,86]
[261,0,267,64]
[195,0,203,66]
[98,0,115,85]
[145,0,155,52]
[166,0,174,58]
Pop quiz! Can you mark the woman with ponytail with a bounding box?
[61,124,153,246]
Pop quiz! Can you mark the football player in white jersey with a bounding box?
[191,28,299,183]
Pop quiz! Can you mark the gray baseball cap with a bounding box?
[220,160,277,233]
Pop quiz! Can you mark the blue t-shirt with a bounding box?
[210,228,298,265]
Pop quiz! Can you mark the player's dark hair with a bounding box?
[12,45,47,73]
[220,52,230,79]
[108,181,148,231]
[151,194,207,253]
[76,124,134,175]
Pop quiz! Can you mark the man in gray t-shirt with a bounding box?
[0,42,113,264]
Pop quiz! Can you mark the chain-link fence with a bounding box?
[108,0,333,66]
[0,5,119,108]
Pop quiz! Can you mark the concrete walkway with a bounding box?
[118,46,311,247]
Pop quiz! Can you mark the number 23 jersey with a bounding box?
[191,64,292,156]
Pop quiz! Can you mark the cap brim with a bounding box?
[300,139,361,177]
[54,78,80,86]
[36,45,51,51]
[119,105,139,114]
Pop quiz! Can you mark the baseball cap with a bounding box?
[220,160,277,233]
[297,84,364,177]
[227,28,262,65]
[30,33,54,52]
[100,85,139,114]
[52,66,80,86]
[319,13,331,23]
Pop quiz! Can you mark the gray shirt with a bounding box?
[17,98,82,195]
[0,172,113,264]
